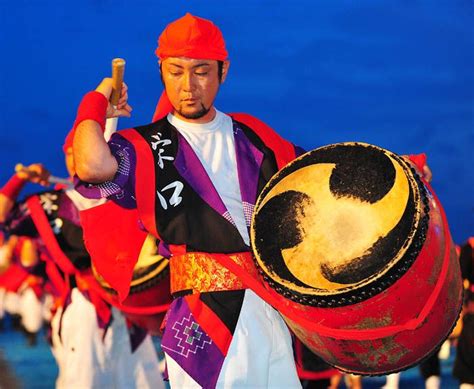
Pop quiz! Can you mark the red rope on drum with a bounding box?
[80,273,170,315]
[296,367,341,381]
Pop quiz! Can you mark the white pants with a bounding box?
[51,288,164,389]
[106,307,165,389]
[382,373,400,389]
[20,287,43,333]
[4,290,20,315]
[165,289,301,388]
[42,292,54,323]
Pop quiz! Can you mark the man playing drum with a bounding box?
[73,13,302,388]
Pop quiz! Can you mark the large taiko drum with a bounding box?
[251,142,462,375]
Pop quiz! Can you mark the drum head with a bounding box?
[251,142,429,307]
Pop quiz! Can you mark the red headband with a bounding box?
[155,13,228,61]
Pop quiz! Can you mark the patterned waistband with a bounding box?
[169,252,258,295]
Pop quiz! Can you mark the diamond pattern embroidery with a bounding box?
[184,322,201,344]
[164,314,212,358]
[242,201,255,226]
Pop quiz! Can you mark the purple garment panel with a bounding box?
[57,192,81,226]
[161,298,225,388]
[74,132,137,209]
[175,133,228,217]
[233,123,263,227]
[128,322,148,353]
[158,240,172,258]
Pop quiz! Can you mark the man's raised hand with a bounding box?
[95,78,132,119]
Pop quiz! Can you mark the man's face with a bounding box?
[161,57,229,123]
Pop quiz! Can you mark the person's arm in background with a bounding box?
[0,164,50,223]
[73,78,132,183]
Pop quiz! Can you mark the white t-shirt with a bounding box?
[167,110,250,246]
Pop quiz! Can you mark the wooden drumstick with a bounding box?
[105,58,126,141]
[110,58,126,106]
[15,164,72,186]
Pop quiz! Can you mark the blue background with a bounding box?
[0,0,472,243]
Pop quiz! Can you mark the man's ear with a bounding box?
[221,60,230,83]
